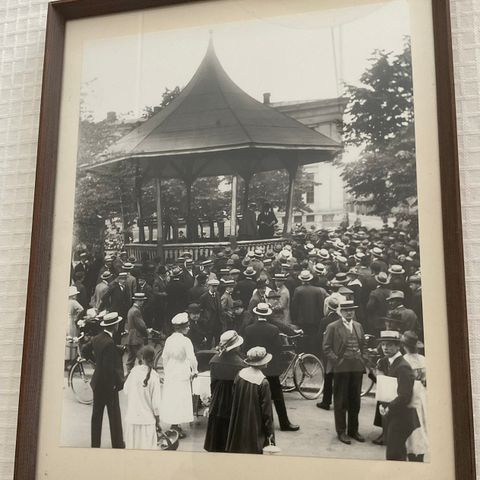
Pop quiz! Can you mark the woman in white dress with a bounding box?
[402,330,428,462]
[161,312,198,439]
[124,346,162,449]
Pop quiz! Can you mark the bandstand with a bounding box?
[86,37,342,261]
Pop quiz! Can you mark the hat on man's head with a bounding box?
[326,296,341,311]
[375,272,389,285]
[101,271,113,280]
[402,330,424,349]
[104,255,113,263]
[334,272,349,284]
[243,266,256,277]
[219,268,231,276]
[100,312,123,327]
[253,248,264,259]
[308,249,319,257]
[347,267,359,276]
[354,252,365,262]
[253,302,272,317]
[389,264,406,275]
[128,256,137,263]
[80,252,88,258]
[280,249,292,260]
[118,272,128,278]
[68,286,79,297]
[171,312,189,326]
[244,347,272,367]
[221,278,235,286]
[305,243,315,251]
[201,259,213,267]
[132,292,147,302]
[298,270,313,282]
[218,330,244,353]
[380,330,402,343]
[187,303,201,314]
[95,309,108,320]
[123,262,134,270]
[171,267,183,278]
[339,300,358,310]
[273,273,287,281]
[408,275,421,284]
[229,268,241,275]
[318,249,330,260]
[387,290,405,301]
[207,278,220,286]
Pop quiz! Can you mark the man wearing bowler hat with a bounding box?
[323,300,366,445]
[244,303,299,432]
[83,312,125,448]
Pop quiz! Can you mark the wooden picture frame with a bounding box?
[14,0,475,478]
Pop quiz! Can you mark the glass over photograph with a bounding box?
[61,0,427,463]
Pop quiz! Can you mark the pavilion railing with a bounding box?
[125,237,286,262]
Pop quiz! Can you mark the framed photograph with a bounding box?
[15,0,475,479]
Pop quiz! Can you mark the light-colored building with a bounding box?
[270,95,348,229]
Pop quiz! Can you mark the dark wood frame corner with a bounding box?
[13,1,475,479]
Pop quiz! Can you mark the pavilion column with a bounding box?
[134,167,145,243]
[230,175,238,238]
[185,179,194,242]
[284,164,298,234]
[155,178,164,259]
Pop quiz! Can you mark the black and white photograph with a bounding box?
[61,0,427,462]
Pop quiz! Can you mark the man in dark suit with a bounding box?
[200,278,223,347]
[244,303,299,432]
[126,293,148,373]
[291,270,327,354]
[165,267,189,325]
[323,300,366,445]
[233,266,257,308]
[188,272,208,303]
[377,330,420,461]
[366,272,391,336]
[83,312,125,448]
[99,272,131,337]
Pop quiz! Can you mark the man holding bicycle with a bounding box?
[323,300,366,445]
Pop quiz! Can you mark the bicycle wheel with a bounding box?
[69,360,95,405]
[293,354,324,400]
[153,345,165,383]
[279,350,296,392]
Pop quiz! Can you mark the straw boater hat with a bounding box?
[253,302,272,317]
[101,270,113,280]
[371,247,383,258]
[375,272,389,285]
[95,309,108,320]
[221,278,235,286]
[132,292,147,301]
[408,275,421,284]
[171,267,183,278]
[283,244,293,252]
[123,262,134,270]
[244,346,272,367]
[304,243,315,251]
[243,266,256,278]
[354,252,365,262]
[229,268,241,275]
[207,278,220,286]
[273,273,287,281]
[298,270,314,282]
[387,290,405,302]
[171,312,189,326]
[379,330,402,343]
[318,249,330,260]
[339,300,358,310]
[347,267,359,276]
[68,286,79,297]
[313,263,326,275]
[333,272,349,285]
[279,249,292,260]
[308,249,319,257]
[100,312,123,327]
[388,264,406,275]
[218,330,244,353]
[201,259,213,267]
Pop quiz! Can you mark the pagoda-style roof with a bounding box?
[86,37,341,179]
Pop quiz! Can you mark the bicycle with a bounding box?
[278,333,325,400]
[361,334,381,397]
[67,332,95,405]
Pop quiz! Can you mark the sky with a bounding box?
[81,0,411,122]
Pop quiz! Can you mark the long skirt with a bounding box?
[406,385,428,455]
[125,423,157,450]
[161,379,194,425]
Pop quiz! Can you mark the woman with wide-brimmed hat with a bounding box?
[225,347,275,454]
[204,331,246,452]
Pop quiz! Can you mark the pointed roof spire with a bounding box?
[93,38,341,177]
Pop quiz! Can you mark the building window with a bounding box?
[294,215,303,223]
[306,215,315,223]
[305,173,314,204]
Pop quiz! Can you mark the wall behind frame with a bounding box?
[0,0,479,478]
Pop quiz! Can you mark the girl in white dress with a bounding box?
[402,330,428,462]
[124,346,162,449]
[161,312,198,439]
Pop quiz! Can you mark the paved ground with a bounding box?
[61,372,385,460]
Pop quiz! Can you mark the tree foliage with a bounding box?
[339,39,416,216]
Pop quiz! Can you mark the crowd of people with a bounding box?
[67,220,427,461]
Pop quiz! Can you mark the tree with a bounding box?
[339,39,416,216]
